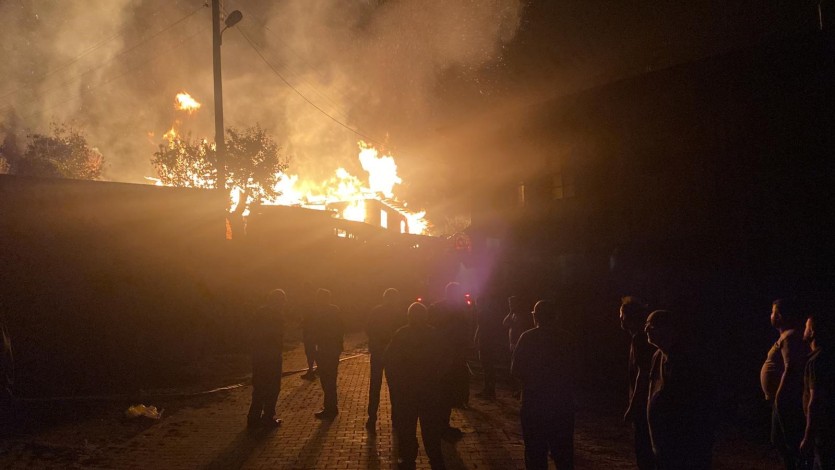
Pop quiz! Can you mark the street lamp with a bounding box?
[212,1,242,190]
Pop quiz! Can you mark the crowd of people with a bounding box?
[244,285,835,470]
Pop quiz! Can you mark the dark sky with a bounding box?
[0,0,822,221]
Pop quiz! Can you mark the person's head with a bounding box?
[804,314,834,349]
[408,302,429,326]
[266,288,287,308]
[316,288,332,305]
[382,288,400,307]
[644,310,678,353]
[532,300,557,328]
[620,296,649,334]
[772,298,804,330]
[445,282,464,306]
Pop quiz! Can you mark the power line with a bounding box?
[20,26,208,123]
[0,6,205,112]
[249,30,353,123]
[235,26,384,146]
[234,2,354,113]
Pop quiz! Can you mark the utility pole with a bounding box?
[211,0,226,189]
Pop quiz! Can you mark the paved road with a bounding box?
[0,333,782,469]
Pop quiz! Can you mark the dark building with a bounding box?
[458,30,834,405]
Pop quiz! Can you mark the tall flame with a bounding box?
[175,92,201,114]
[358,141,401,197]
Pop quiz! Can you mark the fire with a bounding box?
[341,200,367,222]
[150,93,432,234]
[261,142,431,235]
[358,141,401,197]
[175,92,201,114]
[162,126,178,141]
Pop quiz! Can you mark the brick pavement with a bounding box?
[75,334,532,470]
[0,334,783,469]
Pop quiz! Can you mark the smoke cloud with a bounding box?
[0,0,816,221]
[0,0,524,217]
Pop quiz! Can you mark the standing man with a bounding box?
[312,288,344,419]
[429,282,471,440]
[365,287,407,431]
[619,296,657,469]
[386,302,448,470]
[247,289,286,429]
[503,295,533,399]
[511,299,577,470]
[474,292,505,400]
[762,298,810,469]
[645,309,715,469]
[801,314,835,468]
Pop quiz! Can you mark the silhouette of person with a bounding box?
[312,288,343,419]
[801,313,835,469]
[511,299,577,469]
[429,282,471,441]
[299,283,318,380]
[247,289,286,429]
[0,311,12,409]
[385,302,448,470]
[474,292,505,400]
[645,309,715,469]
[762,298,810,469]
[619,296,657,469]
[503,295,534,399]
[365,287,407,431]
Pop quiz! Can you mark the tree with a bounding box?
[151,136,217,189]
[151,125,288,239]
[8,124,103,180]
[151,124,288,202]
[224,125,287,207]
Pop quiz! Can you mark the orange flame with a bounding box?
[149,136,432,235]
[262,142,431,235]
[162,126,178,141]
[175,92,201,114]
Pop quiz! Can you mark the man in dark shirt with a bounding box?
[311,288,344,419]
[429,282,471,440]
[247,289,286,429]
[645,309,715,469]
[365,287,406,431]
[511,299,577,470]
[801,313,835,469]
[386,302,448,470]
[619,296,657,469]
[503,295,533,399]
[474,292,505,400]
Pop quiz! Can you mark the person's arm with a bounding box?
[510,333,530,381]
[625,370,641,421]
[502,313,514,328]
[801,387,823,454]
